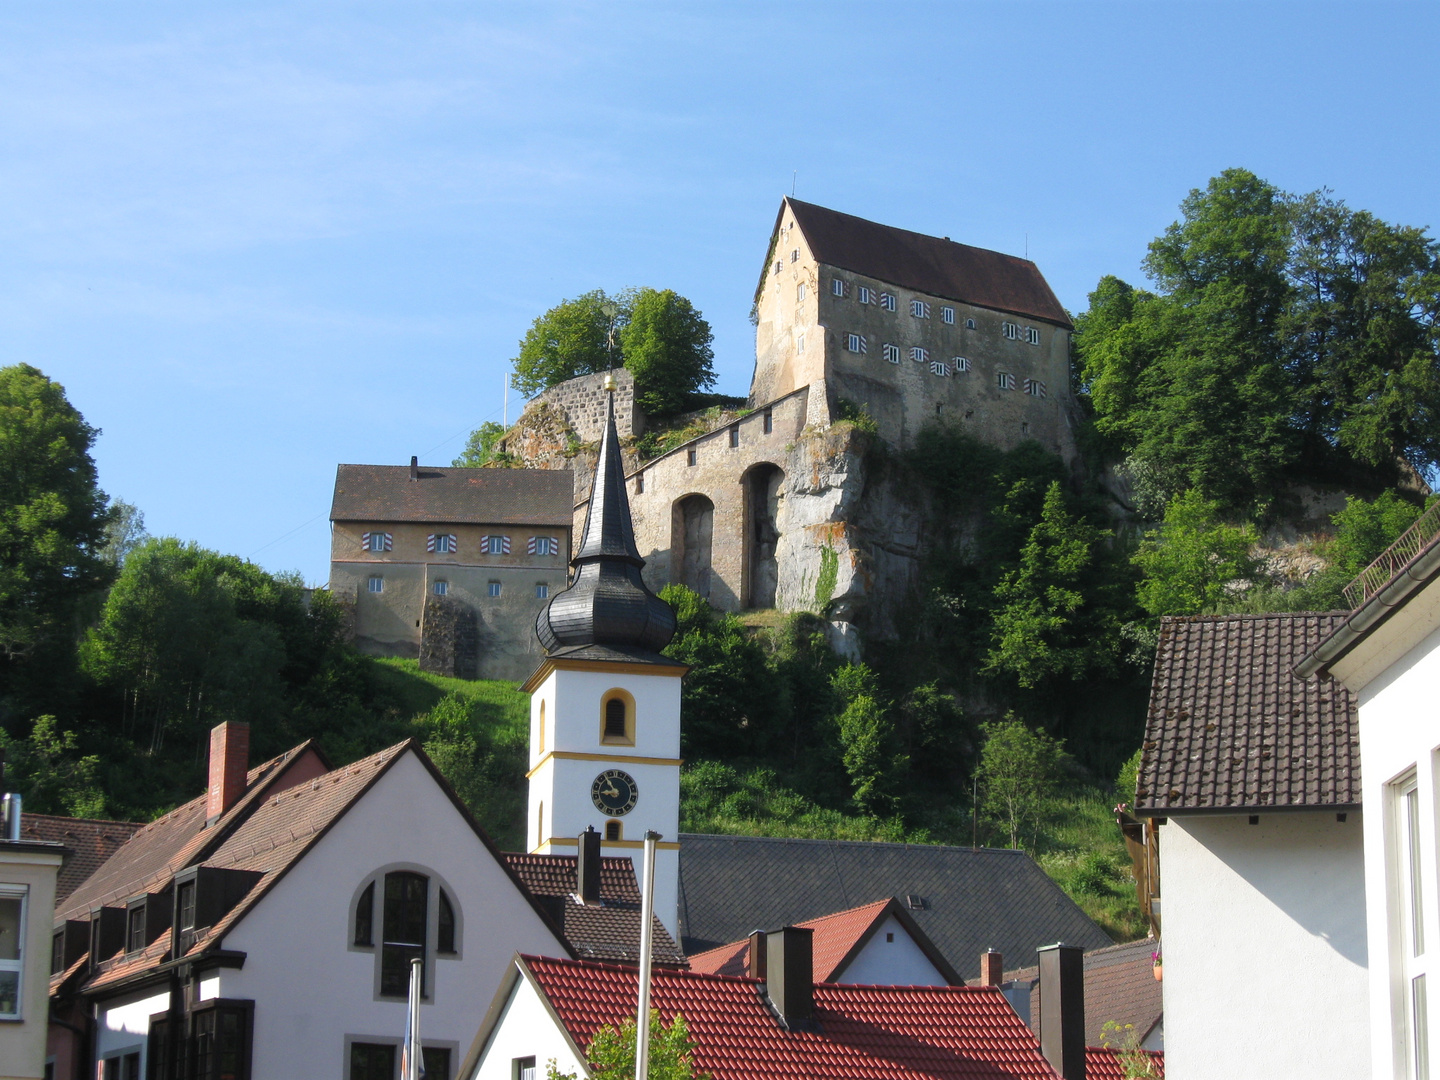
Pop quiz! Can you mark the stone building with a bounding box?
[504,199,1080,649]
[329,461,573,681]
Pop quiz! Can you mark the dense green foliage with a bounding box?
[452,420,517,468]
[547,1012,708,1080]
[1132,491,1260,616]
[978,717,1063,849]
[508,289,620,398]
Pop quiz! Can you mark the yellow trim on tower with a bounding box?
[526,750,683,779]
[521,655,690,693]
[539,836,681,851]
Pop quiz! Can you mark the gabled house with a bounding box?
[0,805,64,1080]
[687,897,960,986]
[676,833,1112,980]
[47,721,572,1080]
[1134,612,1369,1080]
[1296,504,1440,1079]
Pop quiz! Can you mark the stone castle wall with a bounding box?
[533,368,644,444]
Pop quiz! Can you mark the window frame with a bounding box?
[846,333,866,354]
[535,583,550,600]
[857,285,873,305]
[432,581,448,597]
[831,278,846,297]
[125,898,147,956]
[941,306,955,325]
[1392,770,1432,1078]
[367,576,384,594]
[0,885,26,1020]
[930,359,950,377]
[998,372,1016,391]
[953,356,971,373]
[879,292,896,311]
[600,689,637,747]
[910,346,929,364]
[350,866,464,1002]
[487,581,502,598]
[910,299,930,319]
[1002,321,1019,340]
[882,343,901,364]
[1024,378,1048,398]
[796,282,806,302]
[1026,326,1042,345]
[965,318,976,330]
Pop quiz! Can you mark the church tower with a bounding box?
[521,374,686,936]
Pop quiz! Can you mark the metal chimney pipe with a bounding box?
[409,456,419,481]
[1037,943,1086,1080]
[2,793,19,841]
[576,826,601,905]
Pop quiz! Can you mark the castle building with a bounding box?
[523,379,687,935]
[329,461,573,681]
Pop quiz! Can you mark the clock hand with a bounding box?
[604,785,620,798]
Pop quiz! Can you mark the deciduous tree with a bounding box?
[1132,490,1259,616]
[978,716,1063,849]
[620,288,716,416]
[509,289,621,398]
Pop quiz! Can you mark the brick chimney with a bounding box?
[206,722,250,823]
[764,926,814,1028]
[576,826,601,905]
[1037,943,1085,1080]
[980,949,1004,987]
[409,455,419,481]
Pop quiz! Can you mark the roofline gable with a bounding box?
[460,956,594,1080]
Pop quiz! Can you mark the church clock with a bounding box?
[590,769,639,816]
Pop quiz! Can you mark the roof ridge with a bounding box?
[786,197,1040,267]
[679,832,1027,855]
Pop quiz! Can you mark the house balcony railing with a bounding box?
[1343,498,1440,610]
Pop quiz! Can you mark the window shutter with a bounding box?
[426,534,437,553]
[383,533,393,552]
[361,532,371,549]
[501,536,512,554]
[479,534,490,552]
[527,536,538,555]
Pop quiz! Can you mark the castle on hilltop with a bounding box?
[507,199,1080,650]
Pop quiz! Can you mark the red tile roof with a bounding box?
[20,813,143,902]
[520,955,1060,1080]
[1085,1046,1164,1079]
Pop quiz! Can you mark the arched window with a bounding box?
[599,691,635,746]
[438,890,456,955]
[538,699,546,754]
[354,882,374,946]
[381,872,427,996]
[605,699,625,739]
[350,868,462,1000]
[606,820,623,842]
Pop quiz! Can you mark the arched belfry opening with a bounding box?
[671,494,714,598]
[743,463,784,609]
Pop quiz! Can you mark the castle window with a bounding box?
[432,581,448,596]
[998,372,1016,391]
[729,426,739,448]
[930,359,950,377]
[942,306,955,324]
[796,283,806,302]
[882,343,901,364]
[536,583,549,599]
[600,691,635,746]
[427,534,456,553]
[846,333,866,354]
[965,318,976,329]
[1026,327,1041,345]
[687,448,697,467]
[879,292,896,311]
[953,356,971,373]
[857,286,873,305]
[605,821,622,841]
[796,333,805,354]
[831,279,846,297]
[528,535,559,556]
[1002,321,1020,340]
[763,409,773,434]
[773,260,781,276]
[480,535,511,555]
[910,300,930,318]
[911,346,928,363]
[368,576,384,594]
[361,531,392,553]
[636,471,644,493]
[790,249,799,263]
[487,581,501,597]
[1024,378,1047,397]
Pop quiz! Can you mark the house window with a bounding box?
[424,1047,452,1080]
[790,249,799,263]
[380,872,428,998]
[514,1058,537,1080]
[437,891,457,955]
[0,887,25,1019]
[796,333,805,354]
[1002,321,1019,339]
[965,318,976,329]
[361,531,392,553]
[1395,773,1430,1078]
[910,300,930,318]
[1026,326,1041,345]
[728,427,739,448]
[354,882,374,946]
[953,356,971,373]
[606,821,622,841]
[846,333,866,354]
[487,581,501,598]
[427,534,456,554]
[763,409,773,434]
[831,278,846,297]
[879,292,896,311]
[942,306,955,324]
[432,581,448,597]
[177,880,196,933]
[528,536,559,556]
[911,346,928,363]
[686,448,697,467]
[931,360,950,377]
[535,583,549,599]
[1024,378,1047,397]
[882,343,901,364]
[126,902,146,954]
[149,1000,252,1080]
[367,576,384,594]
[480,535,511,555]
[51,930,63,974]
[350,1043,395,1080]
[857,285,873,305]
[100,1052,140,1080]
[998,372,1016,390]
[796,283,806,302]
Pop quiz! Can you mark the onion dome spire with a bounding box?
[535,374,676,656]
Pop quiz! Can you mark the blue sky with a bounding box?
[2,2,1436,584]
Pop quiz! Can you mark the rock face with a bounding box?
[420,595,479,680]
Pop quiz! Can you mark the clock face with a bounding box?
[591,769,639,816]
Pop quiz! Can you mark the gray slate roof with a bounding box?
[331,464,573,526]
[677,833,1112,981]
[1135,612,1360,815]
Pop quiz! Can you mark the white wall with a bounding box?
[215,750,567,1080]
[1160,812,1369,1080]
[0,848,61,1080]
[470,972,585,1080]
[835,914,947,986]
[1353,617,1440,1079]
[95,988,167,1070]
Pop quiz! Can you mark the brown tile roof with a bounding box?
[1135,613,1360,814]
[784,198,1072,328]
[331,464,573,526]
[20,813,143,902]
[998,939,1162,1048]
[503,852,685,966]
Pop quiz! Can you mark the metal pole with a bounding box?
[635,830,660,1080]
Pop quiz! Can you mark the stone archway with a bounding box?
[671,494,714,598]
[743,463,784,609]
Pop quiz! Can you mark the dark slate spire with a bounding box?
[536,377,676,656]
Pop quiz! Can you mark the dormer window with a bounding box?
[126,901,146,954]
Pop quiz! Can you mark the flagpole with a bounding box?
[635,830,660,1080]
[403,956,424,1080]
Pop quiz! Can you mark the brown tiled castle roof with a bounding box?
[1135,613,1360,814]
[20,813,143,902]
[784,198,1072,328]
[504,852,685,967]
[331,464,573,526]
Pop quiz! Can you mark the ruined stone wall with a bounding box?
[533,367,643,444]
[420,595,480,680]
